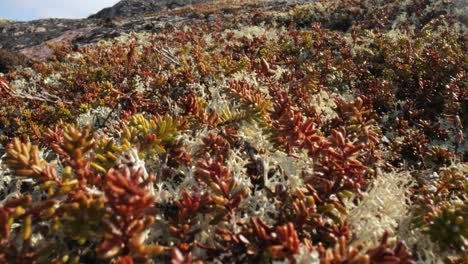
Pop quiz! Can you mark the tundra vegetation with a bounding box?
[0,0,466,263]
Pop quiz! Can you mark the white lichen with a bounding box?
[76,106,113,128]
[346,170,414,246]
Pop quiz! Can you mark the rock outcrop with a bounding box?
[0,0,304,62]
[0,48,31,73]
[0,19,97,50]
[88,0,210,19]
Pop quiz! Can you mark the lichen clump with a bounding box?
[0,0,467,263]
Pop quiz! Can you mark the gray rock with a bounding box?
[88,0,211,19]
[0,0,310,61]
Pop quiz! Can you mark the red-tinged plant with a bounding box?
[331,96,381,169]
[312,232,414,264]
[226,80,271,117]
[290,187,322,228]
[425,146,455,168]
[311,128,370,198]
[314,236,369,264]
[2,130,163,262]
[265,222,301,261]
[117,255,136,264]
[195,158,248,217]
[0,194,59,262]
[271,182,351,246]
[365,232,414,264]
[179,94,207,120]
[97,166,164,260]
[215,219,302,262]
[167,143,193,167]
[411,164,467,251]
[196,133,231,160]
[333,97,380,147]
[0,195,32,241]
[272,110,322,153]
[169,191,212,252]
[395,129,429,167]
[44,125,97,184]
[178,94,222,129]
[170,247,204,264]
[175,191,211,225]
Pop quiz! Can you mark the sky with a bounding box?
[0,0,120,21]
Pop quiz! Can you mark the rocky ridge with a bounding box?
[0,0,304,64]
[88,0,211,19]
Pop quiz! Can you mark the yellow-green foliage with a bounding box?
[122,114,180,157]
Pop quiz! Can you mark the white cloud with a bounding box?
[2,0,120,19]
